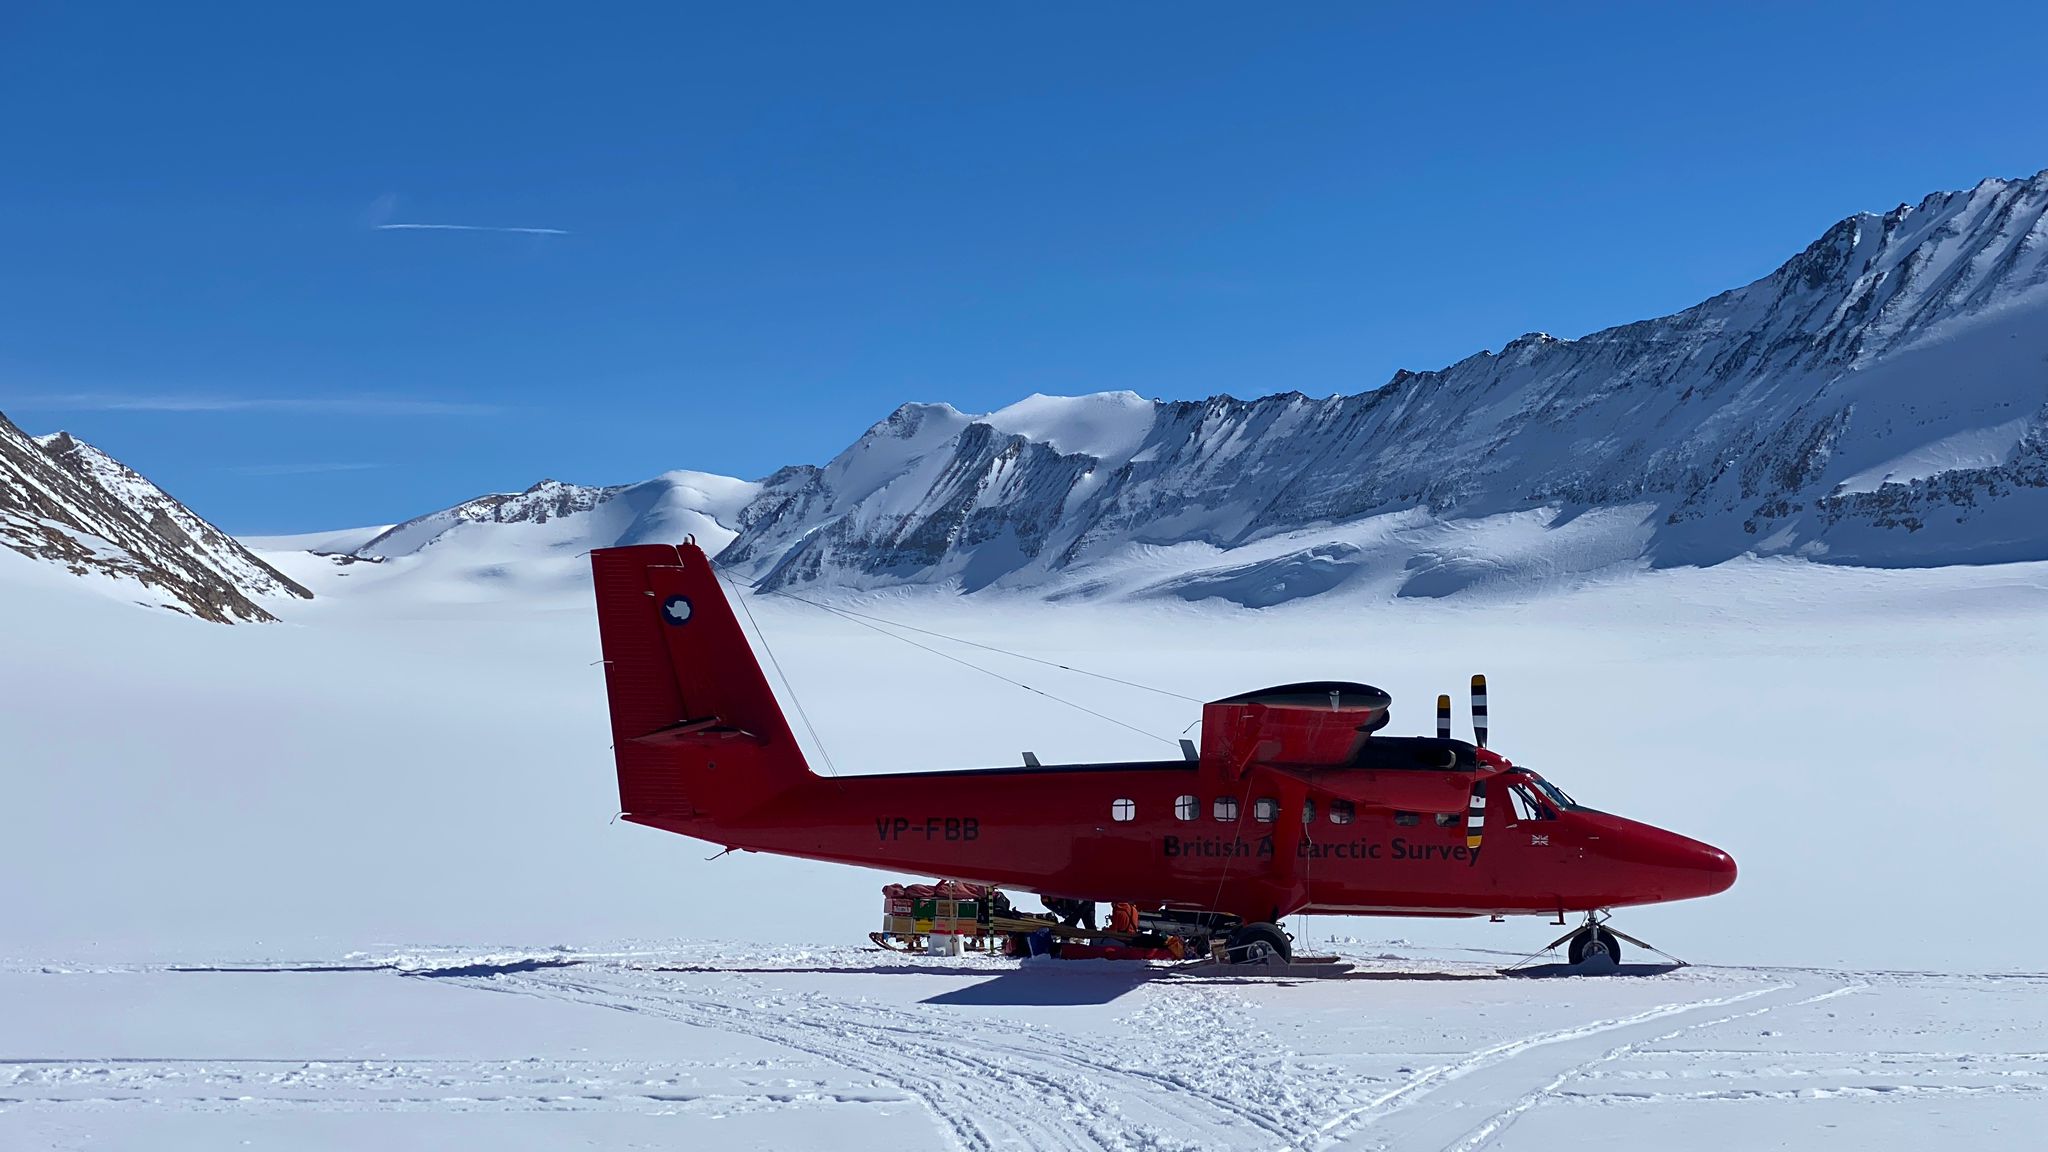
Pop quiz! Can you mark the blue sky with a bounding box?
[3,3,2043,533]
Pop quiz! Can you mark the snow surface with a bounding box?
[1835,415,2035,495]
[979,390,1159,466]
[12,467,2048,1151]
[239,524,396,554]
[3,946,2040,1150]
[246,472,766,606]
[347,471,760,563]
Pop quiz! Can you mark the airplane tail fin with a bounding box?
[589,542,813,821]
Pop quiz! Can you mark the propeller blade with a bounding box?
[1465,780,1487,850]
[1470,674,1489,747]
[1436,694,1452,740]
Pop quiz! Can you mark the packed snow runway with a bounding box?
[5,943,2040,1151]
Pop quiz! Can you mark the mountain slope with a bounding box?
[0,413,308,622]
[34,432,311,602]
[301,169,2048,606]
[259,472,766,606]
[350,472,759,563]
[714,170,2048,598]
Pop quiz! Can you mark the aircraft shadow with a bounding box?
[1326,970,1497,982]
[636,963,1013,979]
[1502,961,1685,979]
[921,967,1161,1006]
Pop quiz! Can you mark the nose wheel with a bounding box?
[1568,924,1622,966]
[1505,910,1686,973]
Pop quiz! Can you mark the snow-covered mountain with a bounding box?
[316,169,2048,605]
[353,479,626,560]
[0,414,310,622]
[278,472,763,603]
[353,473,762,564]
[716,172,2048,599]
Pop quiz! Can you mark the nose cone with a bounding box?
[1646,830,1736,900]
[1691,839,1738,896]
[1582,815,1737,903]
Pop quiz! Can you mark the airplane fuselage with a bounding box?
[632,758,1736,923]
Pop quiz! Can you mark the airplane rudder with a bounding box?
[590,544,688,741]
[642,545,808,763]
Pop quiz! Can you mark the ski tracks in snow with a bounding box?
[18,957,2022,1150]
[1402,982,1865,1152]
[473,965,1870,1152]
[481,966,1322,1151]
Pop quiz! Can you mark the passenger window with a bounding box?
[1394,811,1419,827]
[1111,798,1135,822]
[1174,795,1198,821]
[1329,800,1355,825]
[1214,797,1239,822]
[1302,798,1317,824]
[1253,798,1279,823]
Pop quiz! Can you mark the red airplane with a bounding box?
[591,542,1736,965]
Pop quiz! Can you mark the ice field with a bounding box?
[3,543,2045,1148]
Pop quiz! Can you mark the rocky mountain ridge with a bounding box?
[352,479,628,560]
[0,414,310,622]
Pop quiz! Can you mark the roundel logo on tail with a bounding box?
[661,595,693,626]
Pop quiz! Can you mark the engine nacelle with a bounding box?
[1200,681,1393,773]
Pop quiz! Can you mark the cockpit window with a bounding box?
[1523,772,1582,812]
[1507,782,1555,822]
[1523,770,1581,807]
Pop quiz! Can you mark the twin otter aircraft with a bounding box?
[592,542,1736,965]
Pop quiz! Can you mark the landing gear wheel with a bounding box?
[1568,927,1621,966]
[1225,922,1292,965]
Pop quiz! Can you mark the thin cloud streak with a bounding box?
[375,222,570,236]
[8,393,503,416]
[225,462,388,476]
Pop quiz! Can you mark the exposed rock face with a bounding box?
[0,414,311,622]
[342,472,763,567]
[353,479,626,560]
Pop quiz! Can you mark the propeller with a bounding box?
[1436,694,1452,740]
[1465,780,1487,850]
[1470,674,1489,748]
[1462,676,1492,850]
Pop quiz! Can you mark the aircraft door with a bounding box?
[1500,776,1575,900]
